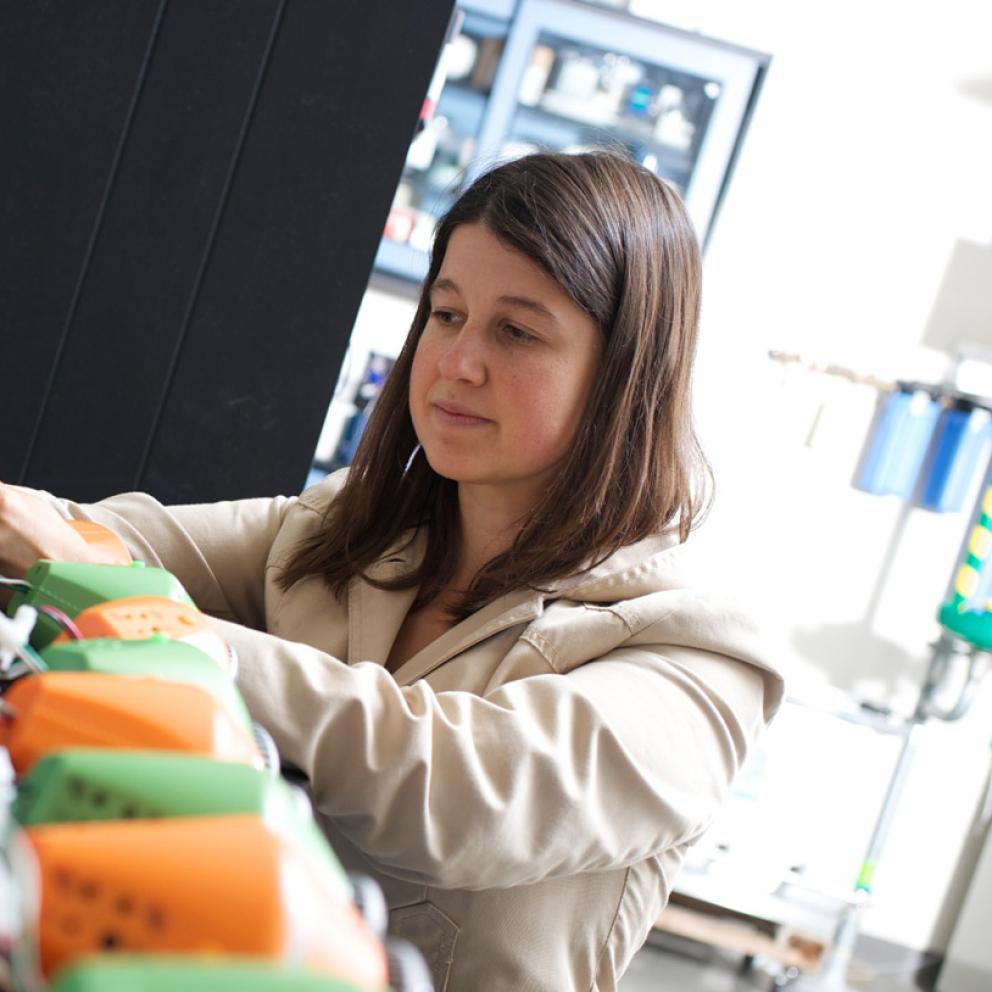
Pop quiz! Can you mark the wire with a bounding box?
[15,644,47,673]
[0,604,42,675]
[2,644,47,677]
[36,605,83,641]
[0,577,31,592]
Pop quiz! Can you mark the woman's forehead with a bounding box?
[433,224,566,301]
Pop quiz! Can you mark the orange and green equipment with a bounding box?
[0,521,427,992]
[938,482,992,648]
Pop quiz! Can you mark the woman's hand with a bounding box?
[0,482,100,581]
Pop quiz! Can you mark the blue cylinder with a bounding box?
[854,386,942,498]
[919,401,991,513]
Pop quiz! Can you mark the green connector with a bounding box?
[39,638,251,731]
[7,561,193,648]
[855,858,876,894]
[11,750,350,898]
[938,600,992,651]
[49,956,371,992]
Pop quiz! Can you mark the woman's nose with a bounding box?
[437,326,486,384]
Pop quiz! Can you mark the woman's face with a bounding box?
[410,222,602,513]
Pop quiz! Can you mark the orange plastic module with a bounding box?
[25,815,389,988]
[66,521,132,565]
[0,673,262,774]
[53,596,235,675]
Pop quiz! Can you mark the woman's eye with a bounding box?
[431,309,458,326]
[504,324,535,343]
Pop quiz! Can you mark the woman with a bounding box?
[0,152,782,991]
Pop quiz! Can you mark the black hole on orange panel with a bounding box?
[146,907,165,930]
[100,932,120,950]
[79,880,99,900]
[114,896,134,915]
[54,869,72,890]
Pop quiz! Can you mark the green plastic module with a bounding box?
[38,637,251,730]
[11,750,350,898]
[7,561,194,648]
[49,955,371,992]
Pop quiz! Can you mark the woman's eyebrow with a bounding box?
[497,295,557,322]
[432,277,558,323]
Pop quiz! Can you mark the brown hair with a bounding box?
[280,151,709,617]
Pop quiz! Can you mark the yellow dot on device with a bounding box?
[983,488,992,516]
[969,528,992,560]
[956,565,980,598]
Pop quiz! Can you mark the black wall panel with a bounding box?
[1,0,454,504]
[0,0,164,484]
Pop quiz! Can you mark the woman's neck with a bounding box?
[453,482,532,589]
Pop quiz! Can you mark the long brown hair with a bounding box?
[280,151,708,617]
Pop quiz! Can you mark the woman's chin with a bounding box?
[420,447,483,483]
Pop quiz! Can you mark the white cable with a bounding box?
[0,605,38,672]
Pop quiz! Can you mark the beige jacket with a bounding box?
[43,471,783,991]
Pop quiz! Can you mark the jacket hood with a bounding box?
[552,532,691,603]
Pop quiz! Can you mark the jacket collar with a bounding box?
[346,527,684,684]
[394,587,545,685]
[346,529,545,684]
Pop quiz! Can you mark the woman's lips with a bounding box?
[433,403,493,427]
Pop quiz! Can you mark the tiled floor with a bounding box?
[620,943,767,991]
[618,934,940,992]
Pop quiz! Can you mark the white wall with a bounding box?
[631,0,992,954]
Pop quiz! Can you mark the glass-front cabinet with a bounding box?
[313,0,768,478]
[375,0,768,282]
[380,6,510,266]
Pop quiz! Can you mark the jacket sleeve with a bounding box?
[26,488,296,630]
[215,614,774,891]
[22,484,776,892]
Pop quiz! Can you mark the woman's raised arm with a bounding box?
[215,613,776,891]
[0,481,297,630]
